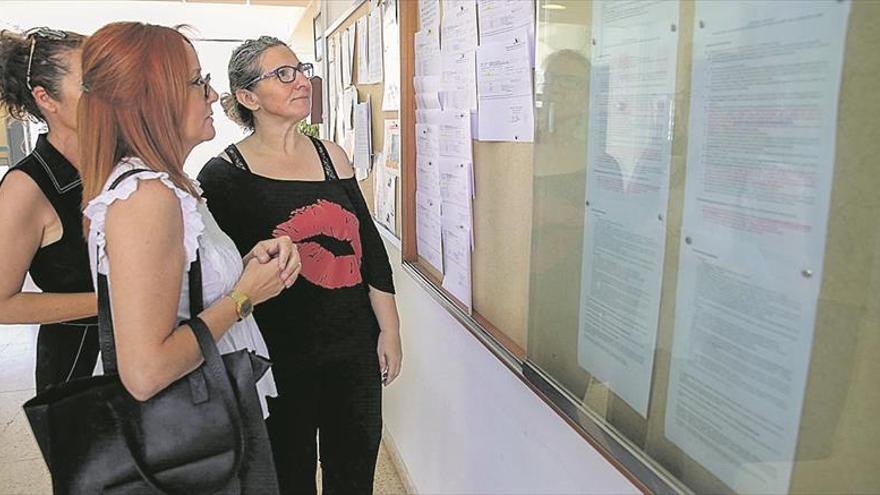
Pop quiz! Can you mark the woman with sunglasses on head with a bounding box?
[198,36,401,495]
[0,27,101,392]
[77,23,301,414]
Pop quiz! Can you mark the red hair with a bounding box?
[79,22,199,210]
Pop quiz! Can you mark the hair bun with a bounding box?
[219,92,245,127]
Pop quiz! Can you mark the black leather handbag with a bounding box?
[23,169,280,494]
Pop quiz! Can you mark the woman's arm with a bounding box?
[0,171,96,324]
[104,179,287,401]
[323,139,402,384]
[370,288,402,385]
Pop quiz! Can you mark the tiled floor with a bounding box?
[0,324,408,494]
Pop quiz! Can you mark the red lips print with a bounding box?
[273,199,363,289]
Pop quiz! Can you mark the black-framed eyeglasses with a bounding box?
[245,63,314,88]
[24,27,68,91]
[191,73,212,99]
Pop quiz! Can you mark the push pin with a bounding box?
[685,236,693,245]
[671,24,677,32]
[658,214,664,221]
[802,269,813,278]
[699,20,705,29]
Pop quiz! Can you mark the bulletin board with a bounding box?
[325,0,402,238]
[523,1,880,494]
[399,0,534,357]
[390,0,880,493]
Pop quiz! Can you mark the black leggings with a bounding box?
[35,323,100,392]
[266,354,382,495]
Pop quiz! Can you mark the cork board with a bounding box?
[527,0,880,493]
[400,0,534,354]
[326,0,402,237]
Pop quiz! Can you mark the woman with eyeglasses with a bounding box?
[197,36,402,494]
[77,22,302,414]
[0,28,102,392]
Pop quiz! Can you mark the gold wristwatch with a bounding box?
[225,290,253,321]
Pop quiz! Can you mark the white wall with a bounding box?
[381,238,639,494]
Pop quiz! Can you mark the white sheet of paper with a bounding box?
[666,2,851,494]
[357,16,370,84]
[439,157,472,208]
[345,25,356,88]
[476,30,534,142]
[416,92,442,110]
[441,50,477,112]
[438,109,472,160]
[441,0,478,53]
[368,7,384,84]
[415,27,442,76]
[373,161,397,231]
[334,98,345,146]
[342,86,358,130]
[354,98,372,170]
[419,0,440,31]
[382,0,401,110]
[577,0,680,419]
[416,191,444,272]
[333,33,344,95]
[416,124,441,198]
[327,60,337,141]
[441,206,472,309]
[414,75,441,94]
[477,0,535,65]
[373,152,385,215]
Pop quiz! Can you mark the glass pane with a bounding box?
[528,1,880,494]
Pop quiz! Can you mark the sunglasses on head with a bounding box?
[24,27,68,91]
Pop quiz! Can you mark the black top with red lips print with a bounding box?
[197,136,394,373]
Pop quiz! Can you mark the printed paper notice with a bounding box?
[416,192,443,272]
[476,28,534,142]
[441,0,478,53]
[382,0,401,110]
[368,7,384,84]
[357,16,370,84]
[578,0,679,418]
[666,2,851,494]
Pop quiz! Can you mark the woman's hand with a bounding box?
[244,237,301,288]
[235,257,289,305]
[377,329,402,386]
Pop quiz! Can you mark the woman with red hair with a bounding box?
[77,22,298,412]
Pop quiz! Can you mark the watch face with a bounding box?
[240,300,254,318]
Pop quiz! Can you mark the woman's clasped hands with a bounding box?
[238,237,301,305]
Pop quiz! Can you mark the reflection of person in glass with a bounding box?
[530,49,593,398]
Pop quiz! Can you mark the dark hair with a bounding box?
[0,28,85,122]
[221,35,286,130]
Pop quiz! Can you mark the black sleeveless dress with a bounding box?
[198,136,394,494]
[0,134,98,391]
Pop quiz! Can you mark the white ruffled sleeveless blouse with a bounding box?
[84,158,277,417]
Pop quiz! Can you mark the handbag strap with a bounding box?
[98,168,204,374]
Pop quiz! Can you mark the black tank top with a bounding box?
[198,136,395,368]
[1,134,95,318]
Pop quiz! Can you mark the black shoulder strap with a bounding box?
[308,136,339,181]
[109,168,150,190]
[98,168,204,375]
[224,144,251,172]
